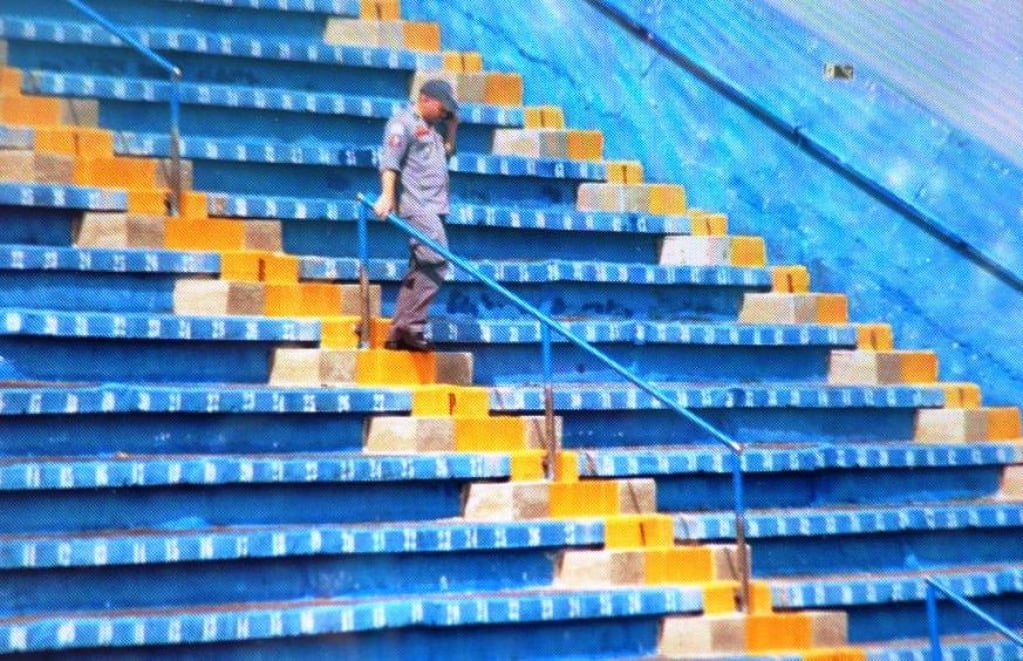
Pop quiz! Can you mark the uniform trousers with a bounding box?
[387,211,449,342]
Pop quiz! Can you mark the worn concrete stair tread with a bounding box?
[0,181,126,210]
[577,442,1023,476]
[0,383,410,415]
[0,16,443,71]
[302,255,773,287]
[110,131,607,182]
[673,500,1023,541]
[859,631,1023,660]
[0,451,515,492]
[429,318,859,346]
[770,562,1023,610]
[0,308,322,343]
[209,193,702,234]
[488,382,946,412]
[0,518,611,570]
[25,70,524,128]
[161,0,361,14]
[0,585,702,654]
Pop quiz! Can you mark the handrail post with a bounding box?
[541,321,557,480]
[731,447,751,613]
[168,67,183,217]
[356,202,371,349]
[926,581,942,661]
[63,0,183,217]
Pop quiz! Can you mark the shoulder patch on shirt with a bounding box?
[388,133,403,149]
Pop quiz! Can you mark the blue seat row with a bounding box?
[212,193,695,234]
[774,564,1023,643]
[0,585,700,658]
[0,518,604,613]
[0,182,126,211]
[582,443,1020,509]
[24,70,525,136]
[0,383,409,456]
[0,15,432,97]
[107,130,605,203]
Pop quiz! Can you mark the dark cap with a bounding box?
[419,78,458,114]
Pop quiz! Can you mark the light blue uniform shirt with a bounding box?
[379,106,450,216]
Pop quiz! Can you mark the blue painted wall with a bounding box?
[406,0,1023,405]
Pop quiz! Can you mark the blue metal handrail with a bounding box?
[356,193,752,611]
[925,577,1023,659]
[63,0,184,216]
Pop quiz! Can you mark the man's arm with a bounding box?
[443,113,459,157]
[374,169,398,218]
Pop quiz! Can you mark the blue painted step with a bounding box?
[0,452,505,534]
[23,71,521,153]
[492,383,946,446]
[109,131,604,204]
[215,194,693,262]
[426,318,846,384]
[676,502,1023,597]
[0,518,603,614]
[772,564,1023,643]
[0,246,763,320]
[0,586,700,658]
[0,246,218,314]
[0,384,409,456]
[0,307,854,385]
[864,633,1023,660]
[582,443,1023,509]
[0,17,438,95]
[0,0,359,40]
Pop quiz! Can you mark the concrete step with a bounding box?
[771,564,1023,643]
[0,383,408,456]
[107,130,603,204]
[676,502,1023,576]
[0,16,435,97]
[23,70,522,153]
[0,452,504,533]
[0,518,605,613]
[580,442,1023,509]
[0,585,701,658]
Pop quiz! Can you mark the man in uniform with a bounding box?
[373,79,459,351]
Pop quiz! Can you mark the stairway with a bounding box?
[0,0,1020,658]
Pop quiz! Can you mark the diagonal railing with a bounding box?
[356,193,753,611]
[63,0,184,216]
[925,577,1023,659]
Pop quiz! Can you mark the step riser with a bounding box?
[5,41,415,98]
[0,481,466,533]
[1,549,554,615]
[0,337,281,384]
[467,344,833,386]
[191,162,587,209]
[653,466,1004,511]
[555,408,920,447]
[0,414,367,457]
[746,528,1023,577]
[285,222,665,262]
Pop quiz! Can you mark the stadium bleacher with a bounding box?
[0,0,1020,658]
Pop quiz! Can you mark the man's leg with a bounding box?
[386,212,449,348]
